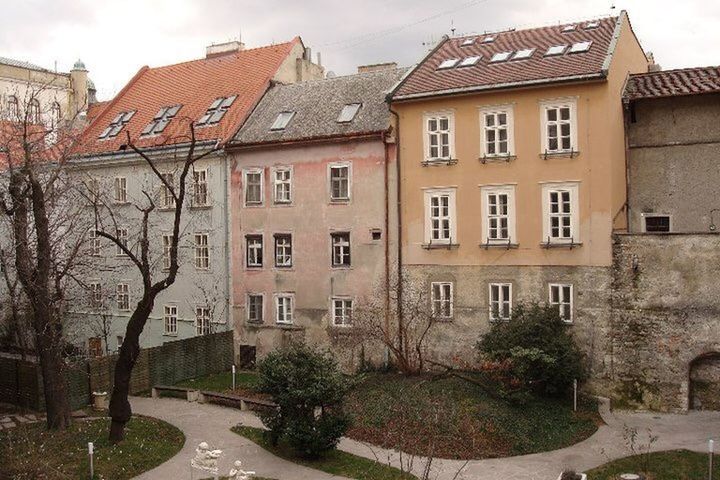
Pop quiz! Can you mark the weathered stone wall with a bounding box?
[402,264,613,378]
[610,233,720,411]
[626,93,720,233]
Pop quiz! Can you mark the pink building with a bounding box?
[226,66,404,369]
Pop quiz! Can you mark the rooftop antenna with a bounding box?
[610,2,616,9]
[450,19,456,36]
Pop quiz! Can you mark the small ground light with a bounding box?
[88,442,94,479]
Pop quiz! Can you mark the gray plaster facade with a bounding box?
[626,92,720,233]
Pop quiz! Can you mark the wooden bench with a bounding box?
[151,385,199,402]
[198,390,277,412]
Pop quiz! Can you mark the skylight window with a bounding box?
[545,45,567,56]
[459,56,481,67]
[512,48,535,60]
[569,41,592,53]
[141,105,181,136]
[490,52,512,63]
[482,35,495,43]
[271,111,295,131]
[437,58,460,69]
[461,37,476,46]
[98,111,135,139]
[337,103,361,123]
[584,21,599,29]
[197,95,237,126]
[562,25,577,32]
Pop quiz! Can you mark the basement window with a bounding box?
[270,111,295,131]
[98,111,135,139]
[197,95,237,126]
[643,214,671,233]
[141,105,181,136]
[337,103,362,123]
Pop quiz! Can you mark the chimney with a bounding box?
[646,52,661,72]
[206,40,245,58]
[357,62,398,74]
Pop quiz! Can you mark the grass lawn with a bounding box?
[231,425,415,480]
[345,373,601,460]
[0,415,184,479]
[587,449,719,480]
[176,370,260,394]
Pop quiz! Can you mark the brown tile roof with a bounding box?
[624,66,720,101]
[86,101,110,123]
[75,38,300,156]
[391,14,625,100]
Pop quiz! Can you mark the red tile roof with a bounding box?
[75,38,300,156]
[624,66,720,101]
[86,101,110,123]
[391,15,625,100]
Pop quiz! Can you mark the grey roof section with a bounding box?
[233,67,408,145]
[0,56,50,72]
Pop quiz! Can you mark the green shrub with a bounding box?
[477,303,586,397]
[255,342,354,458]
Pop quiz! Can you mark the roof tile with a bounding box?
[624,66,720,100]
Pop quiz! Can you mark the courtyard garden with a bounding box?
[587,449,720,480]
[0,414,184,479]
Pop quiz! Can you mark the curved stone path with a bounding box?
[131,396,720,480]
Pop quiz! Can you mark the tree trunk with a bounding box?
[108,296,154,443]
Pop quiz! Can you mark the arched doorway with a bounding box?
[689,352,720,410]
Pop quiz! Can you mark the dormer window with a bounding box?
[99,111,135,139]
[197,95,236,126]
[545,45,567,57]
[584,21,599,29]
[569,41,592,53]
[459,56,481,67]
[562,25,577,32]
[490,52,512,63]
[482,35,495,43]
[512,49,535,60]
[141,105,181,136]
[437,59,460,69]
[461,37,476,46]
[270,111,295,131]
[337,103,361,123]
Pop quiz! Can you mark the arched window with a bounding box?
[51,102,61,127]
[6,95,18,120]
[28,99,41,124]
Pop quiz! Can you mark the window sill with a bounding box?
[479,154,516,164]
[421,158,458,167]
[158,206,176,212]
[244,203,265,208]
[539,150,580,160]
[163,333,178,337]
[274,265,294,270]
[421,243,459,250]
[331,265,352,270]
[329,198,350,205]
[194,267,211,272]
[189,204,212,210]
[272,201,293,207]
[246,322,303,331]
[245,266,264,271]
[479,241,519,250]
[113,201,131,206]
[539,240,582,249]
[433,316,454,323]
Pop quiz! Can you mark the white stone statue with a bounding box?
[228,460,256,480]
[190,441,223,474]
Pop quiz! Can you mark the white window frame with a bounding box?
[274,233,293,268]
[90,281,102,308]
[641,213,672,233]
[116,228,128,256]
[479,105,515,158]
[164,304,178,335]
[272,167,293,204]
[192,168,209,207]
[247,293,265,324]
[274,293,294,325]
[116,283,130,311]
[162,234,172,270]
[116,335,124,352]
[541,182,580,244]
[423,188,457,245]
[194,232,209,270]
[331,297,353,326]
[331,232,351,267]
[89,228,101,256]
[195,306,211,335]
[328,162,351,202]
[160,172,175,208]
[480,185,516,244]
[431,282,454,320]
[243,169,264,207]
[549,283,574,323]
[540,98,578,154]
[488,282,512,321]
[246,234,263,268]
[113,176,127,204]
[423,111,455,162]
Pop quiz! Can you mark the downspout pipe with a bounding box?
[389,105,402,368]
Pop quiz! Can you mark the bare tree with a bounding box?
[353,271,440,374]
[188,276,228,336]
[91,126,220,442]
[0,87,90,429]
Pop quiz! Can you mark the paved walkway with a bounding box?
[131,396,720,480]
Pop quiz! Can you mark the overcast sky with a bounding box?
[1,0,716,101]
